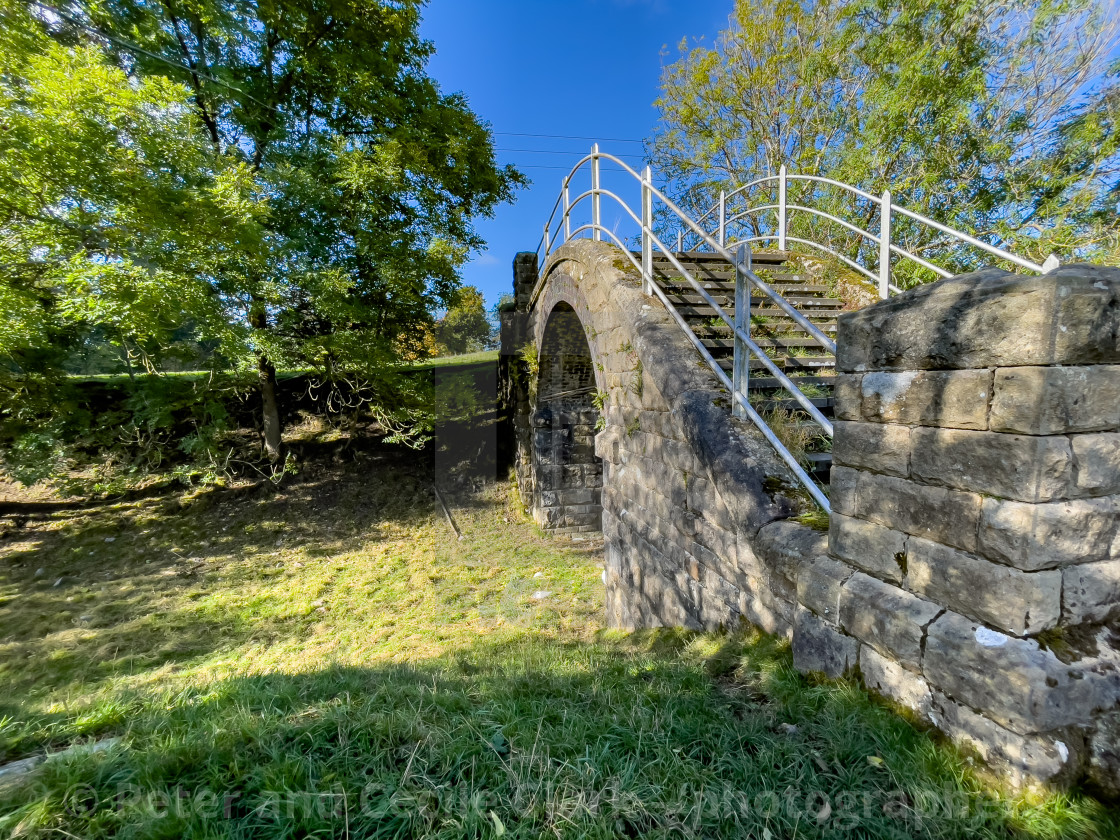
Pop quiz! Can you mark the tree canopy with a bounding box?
[650,0,1120,277]
[0,0,521,481]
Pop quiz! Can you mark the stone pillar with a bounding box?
[498,253,538,494]
[805,264,1120,791]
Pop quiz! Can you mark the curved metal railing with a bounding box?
[534,146,834,510]
[685,166,1060,299]
[534,149,1063,511]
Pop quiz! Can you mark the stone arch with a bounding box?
[503,239,805,630]
[528,302,604,533]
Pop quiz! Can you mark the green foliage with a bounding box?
[652,0,1120,277]
[0,1,263,410]
[436,286,490,355]
[0,0,522,485]
[4,431,65,486]
[518,342,540,404]
[434,372,483,423]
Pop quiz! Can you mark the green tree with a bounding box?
[72,0,523,460]
[436,285,490,355]
[1,0,520,484]
[651,0,1120,279]
[0,0,265,444]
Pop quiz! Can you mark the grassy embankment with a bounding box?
[0,405,1117,838]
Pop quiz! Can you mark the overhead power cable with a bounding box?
[30,1,275,111]
[495,132,645,144]
[497,148,646,160]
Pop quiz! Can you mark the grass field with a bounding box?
[66,350,501,384]
[0,434,1117,838]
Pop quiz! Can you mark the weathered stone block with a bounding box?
[861,369,991,430]
[860,645,933,719]
[742,584,795,639]
[839,572,942,669]
[978,495,1119,571]
[830,466,981,552]
[1062,559,1120,625]
[792,606,859,678]
[836,265,1120,372]
[910,427,1072,502]
[755,519,827,584]
[1087,709,1120,799]
[923,611,1120,734]
[828,512,907,584]
[831,421,910,477]
[990,366,1120,435]
[905,536,1060,635]
[930,692,1081,787]
[1071,433,1120,497]
[832,373,863,421]
[796,556,854,623]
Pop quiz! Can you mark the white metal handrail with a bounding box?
[687,166,1060,299]
[534,146,834,510]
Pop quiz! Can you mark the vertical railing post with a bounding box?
[562,177,570,242]
[879,189,892,299]
[733,243,751,419]
[591,143,601,242]
[641,165,653,296]
[778,164,787,252]
[718,189,726,248]
[676,230,683,254]
[543,223,550,259]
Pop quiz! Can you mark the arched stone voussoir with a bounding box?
[507,239,815,631]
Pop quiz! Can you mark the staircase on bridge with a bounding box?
[637,250,839,483]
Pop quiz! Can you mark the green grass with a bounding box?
[405,350,500,372]
[0,442,1116,838]
[67,351,501,384]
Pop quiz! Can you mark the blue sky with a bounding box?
[419,0,732,306]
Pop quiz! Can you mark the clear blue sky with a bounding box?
[418,0,732,306]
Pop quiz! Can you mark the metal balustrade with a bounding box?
[532,147,1059,512]
[686,166,1061,299]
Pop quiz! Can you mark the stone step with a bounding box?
[655,268,805,282]
[746,375,836,391]
[664,293,843,310]
[676,304,839,324]
[717,357,836,373]
[661,280,831,295]
[646,249,790,265]
[700,336,834,351]
[754,397,835,412]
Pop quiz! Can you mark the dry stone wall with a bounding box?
[500,243,1120,795]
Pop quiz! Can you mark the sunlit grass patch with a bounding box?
[1,451,1116,838]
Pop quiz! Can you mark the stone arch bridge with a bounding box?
[498,238,1120,794]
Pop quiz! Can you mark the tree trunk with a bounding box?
[259,354,283,463]
[250,304,284,463]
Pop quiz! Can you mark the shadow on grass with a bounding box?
[1,630,1117,840]
[0,438,443,701]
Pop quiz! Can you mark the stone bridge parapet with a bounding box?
[499,240,1120,795]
